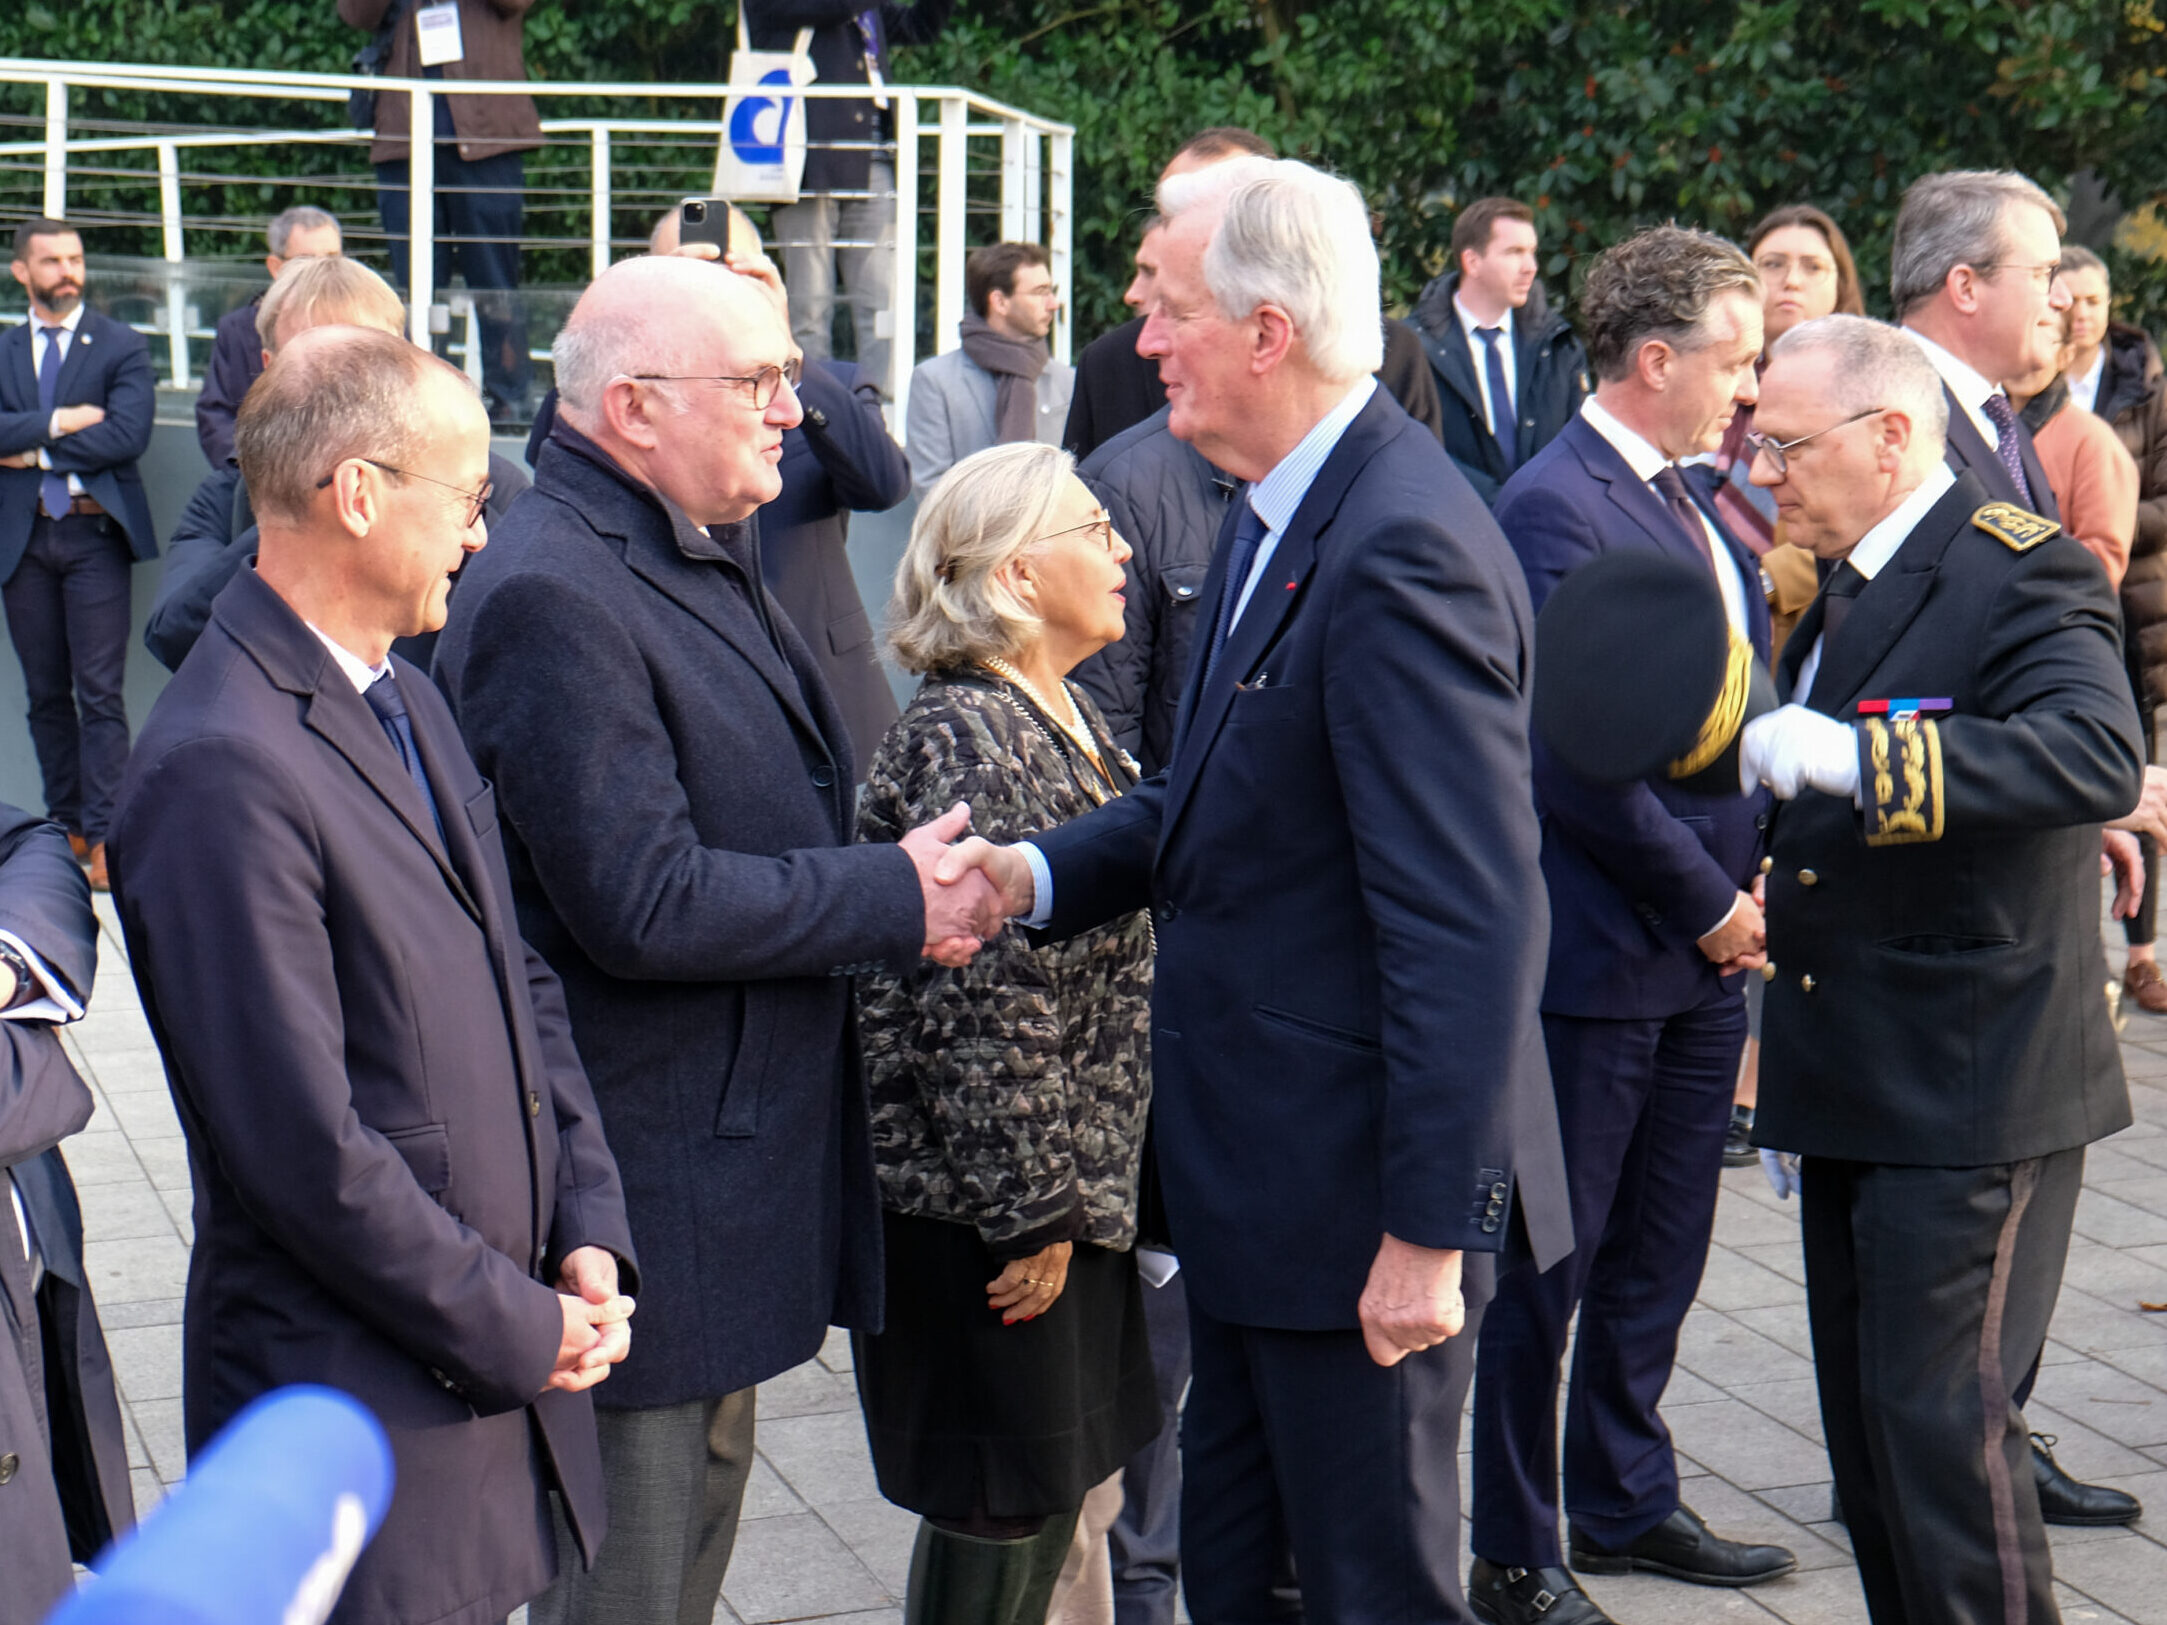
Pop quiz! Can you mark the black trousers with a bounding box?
[2,513,134,843]
[375,146,531,410]
[1471,998,1743,1565]
[1801,1149,2083,1625]
[1181,1257,1494,1625]
[1110,1269,1190,1625]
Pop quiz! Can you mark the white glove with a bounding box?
[1739,704,1861,800]
[1760,1148,1802,1201]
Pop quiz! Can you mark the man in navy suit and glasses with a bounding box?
[0,220,157,893]
[1476,226,1796,1625]
[938,156,1572,1623]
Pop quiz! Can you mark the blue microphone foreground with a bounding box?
[47,1385,394,1625]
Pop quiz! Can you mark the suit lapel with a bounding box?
[1568,419,1701,566]
[53,314,97,400]
[1940,384,2014,503]
[4,324,36,412]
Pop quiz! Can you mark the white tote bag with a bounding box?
[713,11,817,203]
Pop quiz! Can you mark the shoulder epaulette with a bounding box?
[1970,502,2059,553]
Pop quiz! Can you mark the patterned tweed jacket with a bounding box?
[856,670,1155,1257]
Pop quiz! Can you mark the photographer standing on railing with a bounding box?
[340,0,539,424]
[748,0,956,402]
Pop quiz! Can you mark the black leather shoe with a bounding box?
[1723,1105,1758,1167]
[1468,1559,1615,1625]
[1569,1505,1797,1587]
[2033,1433,2142,1527]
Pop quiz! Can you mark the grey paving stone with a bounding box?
[2019,1404,2163,1483]
[100,1296,184,1330]
[57,1130,148,1187]
[741,1453,807,1521]
[2025,1363,2167,1447]
[130,1395,188,1483]
[758,1357,858,1419]
[2082,1183,2167,1248]
[1665,1398,1828,1491]
[2057,1582,2138,1625]
[1709,1185,1808,1247]
[1696,1246,1803,1313]
[1731,1240,1809,1286]
[1574,1570,1779,1624]
[2048,1532,2167,1624]
[99,1085,182,1143]
[84,1232,189,1305]
[1675,1313,1815,1390]
[73,1179,181,1243]
[2089,1146,2166,1185]
[720,1513,890,1622]
[1728,1377,1828,1447]
[818,1326,855,1375]
[819,1496,920,1598]
[129,1466,166,1522]
[757,1408,883,1509]
[1657,1365,1727,1407]
[105,1322,185,1404]
[135,1137,192,1193]
[2063,1237,2167,1304]
[1742,1562,1872,1625]
[2037,1287,2167,1358]
[1727,1302,1816,1361]
[75,1048,172,1097]
[1666,1472,1850,1572]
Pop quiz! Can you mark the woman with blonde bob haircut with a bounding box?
[855,441,1162,1624]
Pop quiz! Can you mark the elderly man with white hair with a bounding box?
[1740,313,2143,1624]
[937,157,1572,1619]
[433,254,1006,1625]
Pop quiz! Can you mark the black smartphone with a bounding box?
[678,198,734,253]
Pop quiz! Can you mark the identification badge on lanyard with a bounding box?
[415,0,466,67]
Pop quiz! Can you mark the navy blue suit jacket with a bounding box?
[1031,386,1571,1330]
[110,571,635,1623]
[1495,413,1773,1020]
[1940,382,2060,524]
[0,311,158,577]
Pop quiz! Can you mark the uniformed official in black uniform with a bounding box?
[1738,314,2143,1625]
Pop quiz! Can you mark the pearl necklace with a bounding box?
[981,656,1112,788]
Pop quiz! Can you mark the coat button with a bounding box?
[1759,856,1773,875]
[1800,974,1816,993]
[527,1092,541,1118]
[1157,903,1179,923]
[811,764,837,789]
[1490,1182,1509,1200]
[1480,1216,1501,1234]
[0,1452,15,1484]
[1761,963,1777,982]
[1798,869,1818,886]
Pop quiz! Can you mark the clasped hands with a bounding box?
[551,1244,635,1394]
[902,804,1039,967]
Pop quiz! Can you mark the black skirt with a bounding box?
[854,1209,1162,1519]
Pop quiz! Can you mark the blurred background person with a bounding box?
[193,204,343,469]
[750,0,955,401]
[2060,244,2167,1017]
[907,243,1074,495]
[855,442,1159,1624]
[1717,202,1865,1167]
[339,0,538,424]
[1411,196,1588,506]
[2011,305,2135,588]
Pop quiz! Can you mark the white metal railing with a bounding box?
[0,57,1075,427]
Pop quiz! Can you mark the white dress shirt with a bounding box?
[1791,461,1956,706]
[2068,350,2106,418]
[1017,378,1380,925]
[1579,396,1752,638]
[31,306,87,499]
[1903,327,2003,449]
[308,622,394,694]
[1454,294,1517,438]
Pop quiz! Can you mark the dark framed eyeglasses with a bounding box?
[1035,513,1119,554]
[1973,260,2063,289]
[630,358,804,410]
[1744,406,1887,478]
[315,457,493,529]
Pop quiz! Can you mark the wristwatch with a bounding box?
[0,940,41,1011]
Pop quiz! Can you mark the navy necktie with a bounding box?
[1978,391,2036,508]
[1819,559,1868,644]
[1475,326,1517,473]
[364,672,444,841]
[1203,498,1270,686]
[1651,465,1715,570]
[35,326,69,521]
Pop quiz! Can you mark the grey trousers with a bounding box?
[774,159,897,400]
[529,1389,757,1625]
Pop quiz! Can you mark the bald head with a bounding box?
[554,254,785,418]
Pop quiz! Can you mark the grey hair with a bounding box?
[1578,225,1760,383]
[256,255,405,354]
[886,442,1075,675]
[1767,314,1949,454]
[237,326,467,526]
[267,205,340,258]
[1889,170,2066,319]
[1158,157,1385,384]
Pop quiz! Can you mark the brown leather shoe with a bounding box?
[66,831,89,863]
[86,843,109,893]
[2126,959,2167,1015]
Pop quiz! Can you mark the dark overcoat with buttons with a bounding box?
[1031,386,1572,1328]
[746,0,955,193]
[434,423,926,1408]
[1496,412,1774,1019]
[0,807,130,1625]
[109,568,637,1625]
[1758,471,2141,1164]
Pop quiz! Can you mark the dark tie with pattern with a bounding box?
[1203,498,1270,686]
[1978,391,2036,508]
[1819,560,1868,644]
[35,326,69,521]
[365,672,444,841]
[1651,465,1716,569]
[1475,326,1517,473]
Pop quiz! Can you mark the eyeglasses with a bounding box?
[630,358,804,410]
[1744,406,1886,478]
[315,457,492,529]
[1975,260,2062,288]
[1753,253,1834,282]
[1036,514,1119,553]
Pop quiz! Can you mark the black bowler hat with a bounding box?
[1531,549,1774,795]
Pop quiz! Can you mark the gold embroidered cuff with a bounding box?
[1862,714,1945,846]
